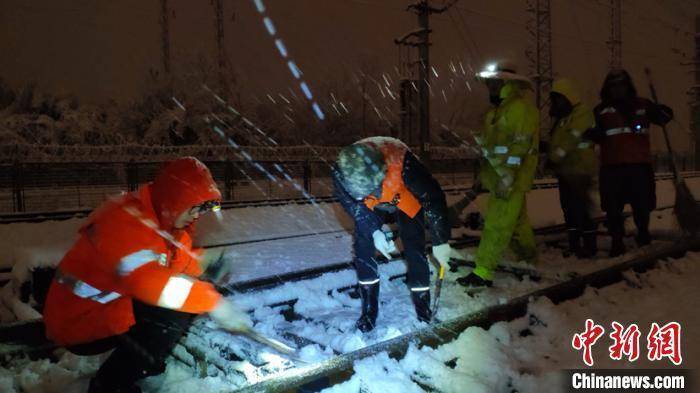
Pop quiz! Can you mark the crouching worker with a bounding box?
[43,157,251,393]
[333,137,452,332]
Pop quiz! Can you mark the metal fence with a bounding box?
[1,152,695,214]
[1,158,478,213]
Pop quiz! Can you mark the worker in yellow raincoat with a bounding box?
[457,63,539,288]
[545,78,598,258]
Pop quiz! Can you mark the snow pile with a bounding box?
[321,252,700,393]
[0,350,105,393]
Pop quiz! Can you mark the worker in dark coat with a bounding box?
[333,137,451,332]
[585,69,673,256]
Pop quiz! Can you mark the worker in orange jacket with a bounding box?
[43,157,250,393]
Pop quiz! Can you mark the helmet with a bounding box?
[337,143,387,200]
[476,61,531,84]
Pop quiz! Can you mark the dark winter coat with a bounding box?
[333,151,450,246]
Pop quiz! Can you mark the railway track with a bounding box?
[0,202,694,391]
[233,237,700,392]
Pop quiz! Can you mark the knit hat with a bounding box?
[337,143,386,200]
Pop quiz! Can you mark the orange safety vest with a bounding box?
[43,158,223,346]
[361,137,422,218]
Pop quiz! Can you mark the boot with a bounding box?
[577,231,598,259]
[456,272,493,288]
[410,290,432,323]
[565,229,581,258]
[609,236,626,258]
[356,282,379,333]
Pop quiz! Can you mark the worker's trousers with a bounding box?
[473,191,536,280]
[354,209,431,291]
[68,301,193,392]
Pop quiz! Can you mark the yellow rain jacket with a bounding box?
[479,80,540,196]
[548,79,597,176]
[472,80,539,280]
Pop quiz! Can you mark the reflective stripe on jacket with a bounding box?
[479,81,540,192]
[592,98,667,166]
[44,158,222,346]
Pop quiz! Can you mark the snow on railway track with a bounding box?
[149,233,698,392]
[135,205,693,391]
[0,192,696,392]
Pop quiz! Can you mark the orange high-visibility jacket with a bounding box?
[361,137,422,218]
[43,158,223,346]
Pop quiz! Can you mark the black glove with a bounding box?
[202,249,228,284]
[583,127,602,143]
[654,104,673,125]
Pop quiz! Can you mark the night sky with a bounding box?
[1,0,698,151]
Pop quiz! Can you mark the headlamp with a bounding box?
[193,200,222,215]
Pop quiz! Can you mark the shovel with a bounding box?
[427,255,445,322]
[644,67,700,236]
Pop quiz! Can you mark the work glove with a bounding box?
[431,243,452,270]
[372,229,397,260]
[199,248,224,270]
[201,248,229,284]
[582,127,602,144]
[655,104,673,125]
[210,299,253,333]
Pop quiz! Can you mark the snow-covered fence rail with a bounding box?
[0,144,478,164]
[0,156,478,213]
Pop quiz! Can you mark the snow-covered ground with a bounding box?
[322,252,700,393]
[0,176,697,392]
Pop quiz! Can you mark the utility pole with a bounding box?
[396,37,419,147]
[396,0,455,164]
[159,0,171,74]
[607,0,622,69]
[525,0,553,110]
[214,0,227,94]
[691,15,700,169]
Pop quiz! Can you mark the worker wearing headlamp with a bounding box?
[457,62,539,288]
[43,157,249,393]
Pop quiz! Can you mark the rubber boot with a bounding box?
[609,236,626,258]
[356,282,379,332]
[410,290,432,323]
[565,229,581,258]
[577,231,598,259]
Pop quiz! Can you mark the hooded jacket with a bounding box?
[43,157,223,346]
[479,80,540,194]
[588,70,673,166]
[548,79,598,176]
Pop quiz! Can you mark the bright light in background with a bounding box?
[486,63,497,72]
